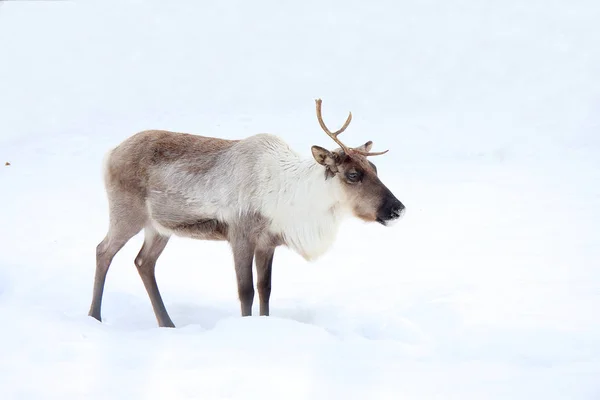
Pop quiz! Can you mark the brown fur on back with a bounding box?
[105,129,239,200]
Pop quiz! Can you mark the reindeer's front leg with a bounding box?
[231,236,256,316]
[255,246,275,316]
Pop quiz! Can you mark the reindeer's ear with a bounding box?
[311,146,337,167]
[311,145,340,178]
[354,141,373,153]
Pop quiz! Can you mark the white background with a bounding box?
[1,1,599,399]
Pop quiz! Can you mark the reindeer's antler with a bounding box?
[315,99,389,157]
[315,98,353,154]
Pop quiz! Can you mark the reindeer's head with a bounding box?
[311,99,405,226]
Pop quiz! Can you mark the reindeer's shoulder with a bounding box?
[240,133,289,147]
[235,133,299,159]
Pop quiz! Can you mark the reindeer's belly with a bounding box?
[145,190,285,246]
[155,217,229,241]
[145,193,229,240]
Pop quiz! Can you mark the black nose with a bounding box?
[392,201,405,217]
[390,200,405,218]
[377,196,405,224]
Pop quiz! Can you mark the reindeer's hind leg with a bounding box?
[134,226,174,328]
[88,194,146,322]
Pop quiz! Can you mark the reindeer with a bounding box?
[88,99,405,327]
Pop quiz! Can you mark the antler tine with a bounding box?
[353,148,390,157]
[332,109,353,136]
[315,99,352,153]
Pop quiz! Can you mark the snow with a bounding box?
[1,0,600,398]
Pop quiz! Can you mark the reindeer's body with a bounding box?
[89,101,404,327]
[106,130,348,258]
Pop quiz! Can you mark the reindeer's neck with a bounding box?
[265,157,349,261]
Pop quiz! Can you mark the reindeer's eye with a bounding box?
[346,170,362,183]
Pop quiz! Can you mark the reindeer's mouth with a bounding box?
[376,217,387,225]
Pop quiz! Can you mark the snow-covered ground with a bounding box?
[1,1,599,398]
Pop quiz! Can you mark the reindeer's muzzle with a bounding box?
[376,194,405,226]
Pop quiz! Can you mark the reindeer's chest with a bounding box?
[268,206,344,261]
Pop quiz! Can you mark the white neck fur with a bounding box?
[262,157,350,261]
